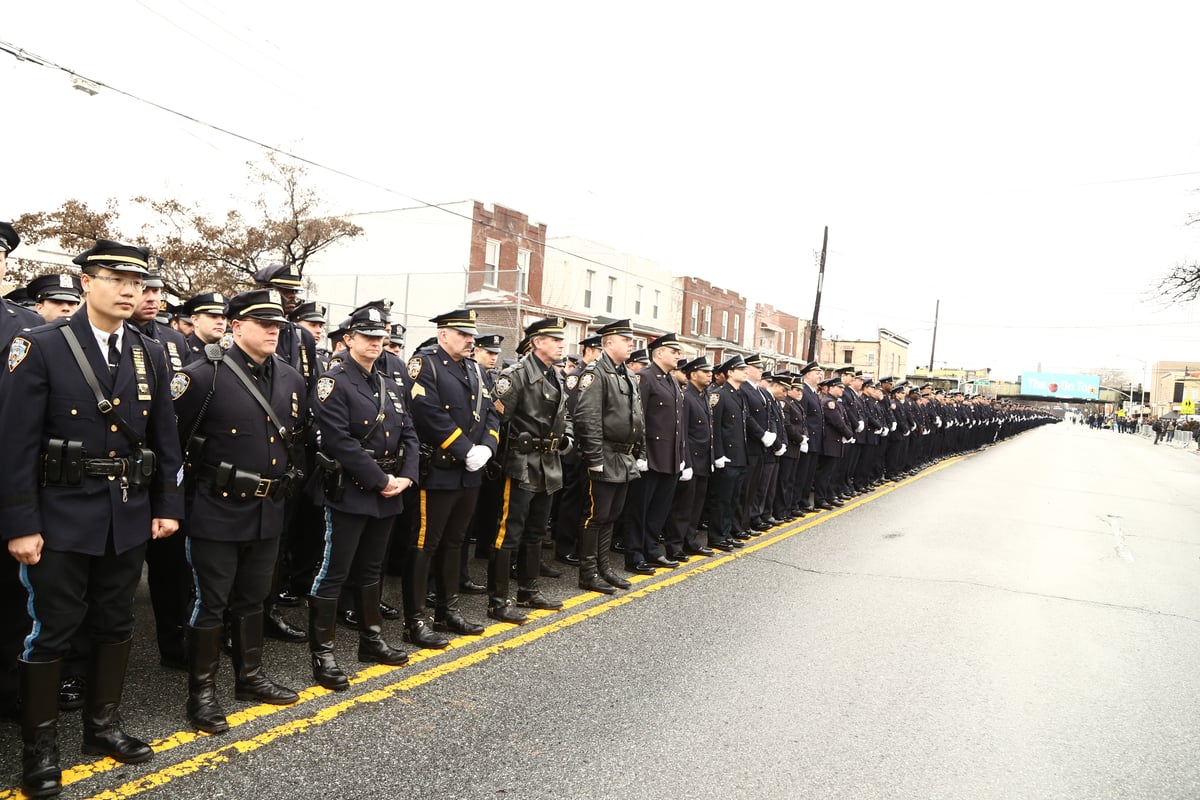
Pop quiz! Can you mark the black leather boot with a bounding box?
[578,524,616,594]
[433,548,484,635]
[596,523,631,590]
[232,612,298,705]
[517,542,562,610]
[19,658,62,799]
[186,625,229,734]
[307,596,350,691]
[81,638,153,764]
[355,583,408,666]
[401,547,450,649]
[487,597,529,624]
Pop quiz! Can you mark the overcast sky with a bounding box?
[5,1,1200,383]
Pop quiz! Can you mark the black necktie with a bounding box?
[107,333,120,378]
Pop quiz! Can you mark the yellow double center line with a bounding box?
[3,461,955,800]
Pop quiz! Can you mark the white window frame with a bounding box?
[516,248,530,295]
[483,239,500,288]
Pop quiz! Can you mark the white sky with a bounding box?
[4,1,1200,383]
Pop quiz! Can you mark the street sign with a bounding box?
[1182,399,1195,415]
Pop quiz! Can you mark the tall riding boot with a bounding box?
[81,638,153,764]
[19,658,62,799]
[433,547,484,635]
[596,523,631,590]
[307,596,350,691]
[577,524,615,594]
[401,547,448,649]
[355,583,408,666]
[185,625,229,734]
[517,541,562,610]
[263,564,308,643]
[486,549,527,624]
[232,612,298,705]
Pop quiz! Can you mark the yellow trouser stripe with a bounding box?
[440,429,462,449]
[582,478,595,529]
[493,478,514,550]
[416,490,428,549]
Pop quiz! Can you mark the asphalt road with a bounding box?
[3,421,1199,800]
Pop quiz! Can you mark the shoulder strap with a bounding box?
[221,353,289,441]
[60,326,145,448]
[359,372,388,444]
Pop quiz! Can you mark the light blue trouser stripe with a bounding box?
[185,537,202,627]
[18,563,40,661]
[310,507,335,596]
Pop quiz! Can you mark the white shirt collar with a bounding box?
[91,321,124,353]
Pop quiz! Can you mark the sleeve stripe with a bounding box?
[441,428,462,449]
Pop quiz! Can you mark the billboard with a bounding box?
[1019,372,1100,400]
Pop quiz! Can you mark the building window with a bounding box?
[653,290,660,319]
[732,315,740,343]
[606,276,616,313]
[704,306,711,336]
[635,285,643,315]
[843,349,853,364]
[483,239,500,288]
[787,331,793,355]
[690,301,699,335]
[722,310,729,340]
[516,248,530,295]
[867,352,876,365]
[584,270,594,308]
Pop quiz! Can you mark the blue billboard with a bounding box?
[1020,372,1100,400]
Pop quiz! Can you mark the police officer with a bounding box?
[486,318,571,623]
[466,332,505,591]
[550,333,602,566]
[289,301,329,371]
[739,354,779,534]
[710,356,750,551]
[814,376,855,509]
[670,356,715,557]
[401,309,499,647]
[173,289,305,734]
[572,319,645,591]
[308,305,419,690]
[185,292,229,353]
[0,239,184,797]
[795,362,825,512]
[27,274,82,323]
[253,264,318,390]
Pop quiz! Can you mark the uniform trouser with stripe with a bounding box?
[311,509,395,600]
[411,487,480,607]
[187,537,279,629]
[494,480,553,553]
[579,478,630,576]
[20,544,147,661]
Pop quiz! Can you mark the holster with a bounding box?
[126,448,156,491]
[41,439,86,487]
[315,452,345,503]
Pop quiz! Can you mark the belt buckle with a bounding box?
[254,478,272,498]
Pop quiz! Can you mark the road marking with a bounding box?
[0,458,960,800]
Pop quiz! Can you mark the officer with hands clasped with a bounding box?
[172,289,306,734]
[0,239,184,799]
[307,305,419,690]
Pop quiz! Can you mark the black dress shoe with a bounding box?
[487,600,529,625]
[59,675,85,711]
[434,610,485,636]
[829,498,846,507]
[379,601,401,621]
[339,609,360,630]
[751,522,771,532]
[460,579,487,595]
[628,562,657,576]
[685,546,715,557]
[539,560,564,579]
[600,569,632,590]
[579,575,617,594]
[555,553,581,566]
[728,539,746,549]
[651,556,679,568]
[611,540,626,553]
[264,608,308,643]
[816,502,834,510]
[666,552,691,563]
[710,541,734,552]
[733,531,752,541]
[275,589,302,607]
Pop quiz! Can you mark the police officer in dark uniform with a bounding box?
[134,266,193,670]
[0,239,184,797]
[485,318,571,624]
[172,289,305,733]
[307,305,419,689]
[185,292,229,353]
[572,319,645,590]
[710,356,750,551]
[0,223,44,722]
[738,354,779,534]
[289,301,329,371]
[27,274,82,323]
[671,356,715,557]
[814,376,855,509]
[466,332,505,591]
[401,309,500,647]
[550,333,602,566]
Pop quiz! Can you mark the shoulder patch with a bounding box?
[565,374,579,391]
[220,332,234,350]
[495,375,512,397]
[709,393,721,409]
[579,373,595,390]
[316,376,336,403]
[826,400,836,410]
[169,372,190,400]
[7,337,30,372]
[407,357,423,380]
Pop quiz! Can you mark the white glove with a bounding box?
[679,461,686,472]
[891,422,897,431]
[773,444,786,456]
[881,427,889,437]
[588,464,604,473]
[714,456,730,469]
[464,444,492,472]
[841,437,852,444]
[856,420,865,432]
[799,438,809,453]
[680,467,693,482]
[761,431,777,448]
[935,416,942,426]
[635,458,649,472]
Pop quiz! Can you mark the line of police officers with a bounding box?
[0,224,1058,798]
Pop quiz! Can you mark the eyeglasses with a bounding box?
[89,274,146,291]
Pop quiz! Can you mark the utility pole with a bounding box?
[806,226,828,361]
[928,299,940,369]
